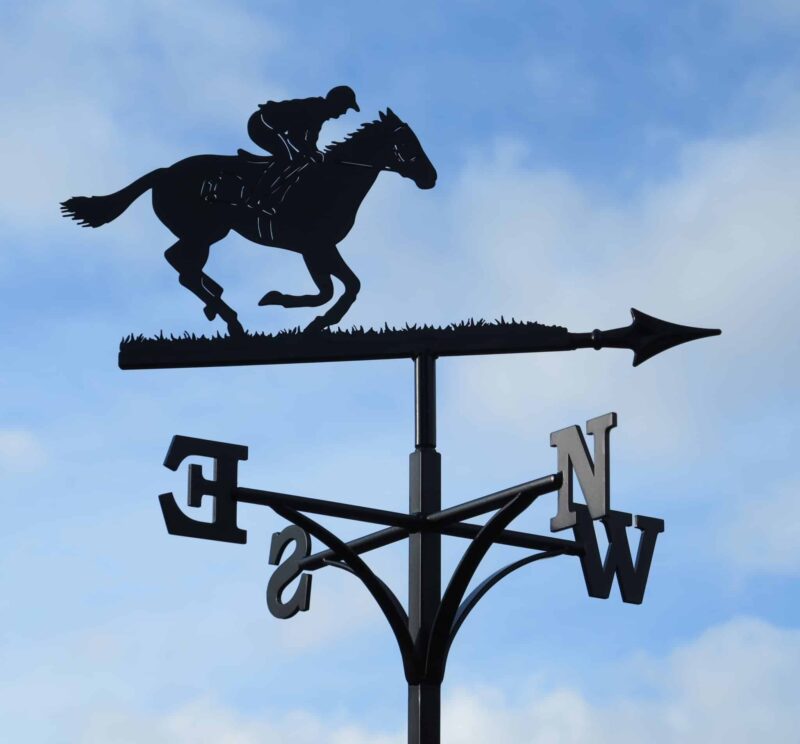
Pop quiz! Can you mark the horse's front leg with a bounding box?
[304,246,361,333]
[258,252,334,309]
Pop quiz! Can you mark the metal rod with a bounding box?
[409,683,440,744]
[426,473,561,527]
[299,519,581,572]
[442,522,581,554]
[409,353,441,744]
[449,550,563,651]
[268,502,417,681]
[415,353,436,448]
[427,490,549,682]
[235,487,418,529]
[299,526,411,571]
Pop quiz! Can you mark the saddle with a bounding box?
[202,152,303,215]
[201,155,268,206]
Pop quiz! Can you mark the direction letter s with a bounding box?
[267,525,313,619]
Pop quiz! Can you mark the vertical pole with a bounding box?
[408,354,441,744]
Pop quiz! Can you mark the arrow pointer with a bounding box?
[579,308,721,366]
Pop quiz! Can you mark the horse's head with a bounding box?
[379,109,437,190]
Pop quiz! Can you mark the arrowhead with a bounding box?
[627,308,721,366]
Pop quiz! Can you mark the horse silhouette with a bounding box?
[61,108,436,335]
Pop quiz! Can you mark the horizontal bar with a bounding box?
[442,522,580,554]
[300,526,410,570]
[244,473,573,571]
[426,473,561,527]
[119,323,583,370]
[119,309,721,371]
[300,520,581,571]
[235,487,420,529]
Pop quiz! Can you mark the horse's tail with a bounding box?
[60,168,166,228]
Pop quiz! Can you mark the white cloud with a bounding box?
[0,535,402,709]
[13,616,797,743]
[80,698,404,744]
[0,428,46,472]
[438,120,800,456]
[720,480,800,575]
[220,108,800,473]
[446,617,800,743]
[0,0,285,230]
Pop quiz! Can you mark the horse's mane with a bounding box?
[325,109,402,159]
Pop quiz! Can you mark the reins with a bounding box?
[334,159,394,172]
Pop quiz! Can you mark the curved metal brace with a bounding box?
[270,503,419,683]
[425,492,542,682]
[444,550,561,668]
[322,558,355,573]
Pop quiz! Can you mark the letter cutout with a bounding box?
[267,525,313,619]
[572,504,665,605]
[550,412,617,531]
[158,435,248,544]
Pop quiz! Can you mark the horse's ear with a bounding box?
[379,110,387,122]
[386,107,397,120]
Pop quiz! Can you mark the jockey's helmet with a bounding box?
[326,85,360,115]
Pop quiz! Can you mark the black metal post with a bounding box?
[409,353,441,744]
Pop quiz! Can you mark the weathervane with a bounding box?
[62,85,720,744]
[62,86,435,336]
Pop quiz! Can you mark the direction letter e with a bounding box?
[159,435,248,544]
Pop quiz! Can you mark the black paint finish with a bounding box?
[158,360,668,744]
[119,309,720,370]
[96,93,718,743]
[63,104,435,337]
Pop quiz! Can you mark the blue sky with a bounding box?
[1,1,799,741]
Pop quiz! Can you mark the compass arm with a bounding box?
[425,489,549,682]
[322,558,355,573]
[426,473,561,528]
[299,518,579,571]
[268,502,419,682]
[298,474,567,572]
[237,487,418,529]
[441,521,579,552]
[300,525,410,571]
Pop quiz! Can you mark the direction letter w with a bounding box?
[573,505,665,605]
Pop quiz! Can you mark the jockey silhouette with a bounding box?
[241,86,360,215]
[247,85,360,164]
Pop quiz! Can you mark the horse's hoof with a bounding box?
[227,319,246,338]
[303,317,329,334]
[258,290,283,307]
[204,306,217,321]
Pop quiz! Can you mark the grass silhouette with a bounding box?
[119,318,574,369]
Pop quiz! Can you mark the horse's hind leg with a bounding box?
[164,239,244,336]
[304,246,361,333]
[258,252,334,309]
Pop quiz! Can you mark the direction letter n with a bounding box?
[159,435,248,544]
[550,412,617,532]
